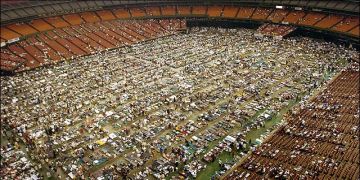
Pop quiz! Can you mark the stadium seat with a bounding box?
[145,7,161,16]
[267,9,289,23]
[222,6,239,18]
[63,14,85,25]
[192,6,207,15]
[0,27,21,40]
[112,8,131,19]
[332,16,359,33]
[44,16,70,28]
[7,23,38,36]
[177,6,191,16]
[283,10,306,24]
[237,7,256,19]
[129,7,147,18]
[161,6,176,16]
[79,12,101,23]
[96,10,116,21]
[207,5,223,17]
[28,19,53,32]
[314,14,344,29]
[251,8,273,20]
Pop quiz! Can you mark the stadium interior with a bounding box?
[0,0,359,180]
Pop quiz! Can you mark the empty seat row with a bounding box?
[1,19,186,72]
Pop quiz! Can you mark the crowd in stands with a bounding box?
[0,27,358,179]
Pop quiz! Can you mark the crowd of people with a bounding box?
[1,26,358,179]
[224,63,359,179]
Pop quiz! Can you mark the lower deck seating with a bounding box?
[283,11,306,24]
[28,19,53,32]
[96,10,116,21]
[222,6,238,18]
[8,43,40,69]
[63,14,84,25]
[38,33,73,59]
[251,8,273,20]
[298,12,326,26]
[6,23,38,36]
[314,14,344,29]
[113,8,131,19]
[130,8,147,18]
[267,9,289,23]
[331,16,359,33]
[257,23,296,37]
[79,12,100,23]
[44,16,69,28]
[177,6,191,16]
[1,19,185,72]
[207,5,223,17]
[145,7,161,16]
[161,6,176,16]
[192,6,207,15]
[0,27,21,40]
[348,26,359,36]
[21,39,45,64]
[0,48,25,71]
[27,36,62,62]
[237,7,255,19]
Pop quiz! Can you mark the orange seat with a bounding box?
[44,16,69,28]
[56,38,86,56]
[314,14,343,29]
[8,44,40,68]
[79,12,100,23]
[237,7,255,19]
[177,6,191,16]
[348,26,359,36]
[283,10,306,24]
[28,19,53,32]
[267,9,289,23]
[145,7,161,16]
[7,23,38,36]
[251,8,273,20]
[192,6,207,15]
[1,27,21,40]
[332,16,359,33]
[22,40,45,63]
[161,6,176,16]
[298,12,326,26]
[129,7,146,17]
[63,14,84,25]
[96,10,116,21]
[222,6,238,18]
[207,6,223,17]
[113,8,130,19]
